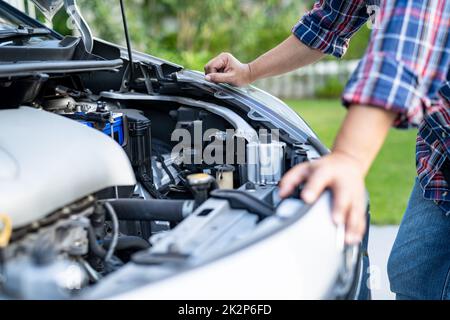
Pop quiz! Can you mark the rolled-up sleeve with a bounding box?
[292,0,370,58]
[343,0,450,129]
[342,53,425,129]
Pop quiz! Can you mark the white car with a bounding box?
[0,0,369,300]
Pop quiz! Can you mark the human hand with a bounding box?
[204,53,253,86]
[279,151,367,245]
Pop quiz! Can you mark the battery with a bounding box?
[102,114,125,146]
[78,113,125,145]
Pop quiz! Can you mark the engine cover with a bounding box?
[0,107,136,229]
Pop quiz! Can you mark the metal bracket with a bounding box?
[64,0,93,53]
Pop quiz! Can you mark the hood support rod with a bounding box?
[119,0,134,89]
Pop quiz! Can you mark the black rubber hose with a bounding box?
[103,202,119,262]
[87,226,107,259]
[307,136,330,156]
[103,236,150,252]
[107,199,194,222]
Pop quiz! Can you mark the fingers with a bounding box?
[279,163,311,198]
[345,197,367,244]
[279,155,367,246]
[301,169,332,204]
[205,72,235,84]
[279,163,331,203]
[331,184,351,225]
[205,57,225,75]
[204,53,251,86]
[204,53,234,84]
[204,53,230,75]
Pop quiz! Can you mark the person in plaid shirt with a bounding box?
[205,0,450,300]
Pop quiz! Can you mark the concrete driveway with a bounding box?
[368,226,400,300]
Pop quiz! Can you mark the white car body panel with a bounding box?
[0,107,136,228]
[111,193,344,300]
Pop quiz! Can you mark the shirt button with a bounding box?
[442,132,447,138]
[443,192,448,197]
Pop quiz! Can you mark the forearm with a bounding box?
[332,105,397,176]
[248,35,324,82]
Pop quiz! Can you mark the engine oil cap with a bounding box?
[187,173,214,186]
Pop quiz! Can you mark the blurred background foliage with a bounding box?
[47,0,371,70]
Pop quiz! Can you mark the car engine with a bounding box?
[0,0,363,300]
[0,75,320,299]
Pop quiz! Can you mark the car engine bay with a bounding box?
[0,68,328,299]
[0,0,369,300]
[0,31,325,299]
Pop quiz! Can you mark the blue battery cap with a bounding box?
[78,113,125,145]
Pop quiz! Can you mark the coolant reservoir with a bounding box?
[215,165,235,189]
[247,133,286,185]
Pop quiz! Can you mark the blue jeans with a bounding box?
[388,180,450,300]
[359,213,371,300]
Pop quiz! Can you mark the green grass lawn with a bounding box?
[286,99,418,225]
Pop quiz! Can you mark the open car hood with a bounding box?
[0,0,182,78]
[30,0,64,20]
[32,0,95,52]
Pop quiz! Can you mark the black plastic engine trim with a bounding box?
[0,37,81,62]
[210,189,274,221]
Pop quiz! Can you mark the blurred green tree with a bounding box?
[50,0,371,70]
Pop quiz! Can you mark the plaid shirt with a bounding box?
[293,0,450,215]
